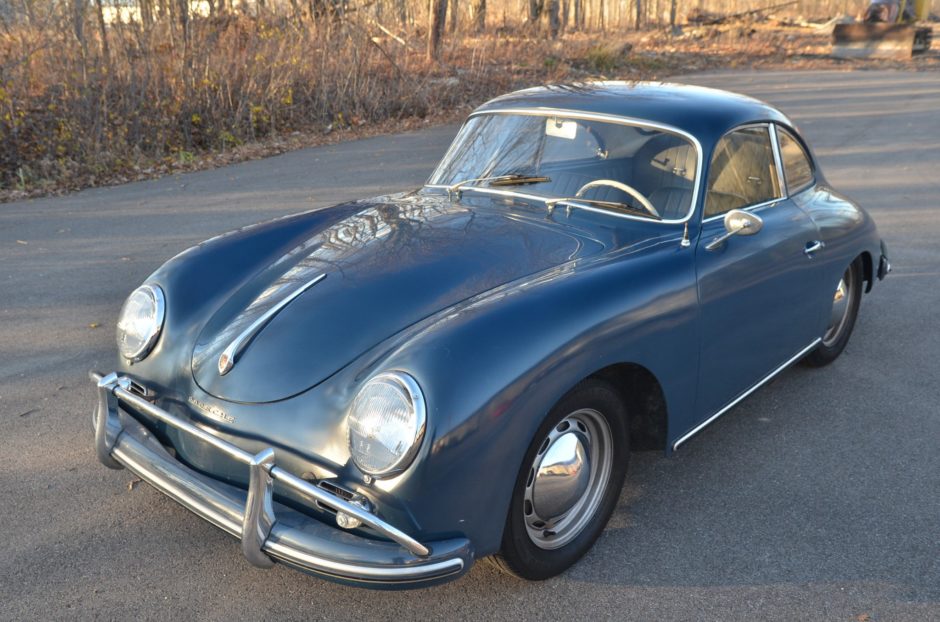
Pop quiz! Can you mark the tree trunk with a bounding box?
[139,0,154,23]
[427,0,447,60]
[669,0,677,28]
[448,0,458,32]
[547,0,560,36]
[70,0,88,82]
[470,0,486,32]
[94,0,110,66]
[398,0,407,27]
[527,0,542,27]
[634,0,642,29]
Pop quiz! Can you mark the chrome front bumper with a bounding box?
[90,371,471,588]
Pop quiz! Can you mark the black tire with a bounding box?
[489,378,629,580]
[803,258,863,367]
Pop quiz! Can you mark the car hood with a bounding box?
[191,193,612,403]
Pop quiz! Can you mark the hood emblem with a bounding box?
[218,273,327,376]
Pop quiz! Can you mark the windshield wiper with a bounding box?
[544,197,662,221]
[446,174,550,198]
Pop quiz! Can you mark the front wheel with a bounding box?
[489,379,629,580]
[803,258,863,367]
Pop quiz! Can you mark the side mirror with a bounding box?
[705,209,763,251]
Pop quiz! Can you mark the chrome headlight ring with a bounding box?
[346,371,427,479]
[116,284,166,362]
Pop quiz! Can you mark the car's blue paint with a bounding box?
[190,194,613,403]
[114,82,886,585]
[694,198,825,416]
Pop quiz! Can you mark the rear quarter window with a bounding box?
[777,127,815,193]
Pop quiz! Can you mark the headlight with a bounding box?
[347,371,426,478]
[116,284,166,362]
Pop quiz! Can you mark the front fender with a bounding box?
[120,204,361,387]
[369,242,699,555]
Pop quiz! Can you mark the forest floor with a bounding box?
[3,21,937,202]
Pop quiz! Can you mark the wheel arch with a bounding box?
[588,362,669,451]
[859,250,874,293]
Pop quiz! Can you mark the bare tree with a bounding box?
[93,0,110,66]
[397,0,408,26]
[527,0,542,27]
[427,0,447,60]
[470,0,485,32]
[448,0,458,32]
[547,0,559,37]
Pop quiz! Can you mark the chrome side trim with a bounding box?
[218,273,326,375]
[672,338,822,451]
[90,371,430,558]
[702,198,781,224]
[429,107,704,225]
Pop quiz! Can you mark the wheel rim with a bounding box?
[523,408,614,550]
[822,266,856,347]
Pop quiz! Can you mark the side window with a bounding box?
[705,126,782,218]
[776,127,815,193]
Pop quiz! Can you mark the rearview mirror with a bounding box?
[706,209,763,251]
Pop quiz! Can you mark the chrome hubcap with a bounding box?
[524,408,613,550]
[823,267,856,347]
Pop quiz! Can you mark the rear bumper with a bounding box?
[878,240,891,280]
[91,371,472,588]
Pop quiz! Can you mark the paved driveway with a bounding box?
[1,70,938,621]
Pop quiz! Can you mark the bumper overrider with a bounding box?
[90,371,472,588]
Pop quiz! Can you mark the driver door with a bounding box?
[693,125,824,421]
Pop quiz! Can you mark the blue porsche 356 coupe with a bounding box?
[91,82,889,588]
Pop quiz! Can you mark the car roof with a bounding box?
[473,81,792,147]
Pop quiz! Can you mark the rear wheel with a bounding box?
[489,379,628,580]
[803,258,862,367]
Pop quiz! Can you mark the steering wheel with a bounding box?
[575,180,660,218]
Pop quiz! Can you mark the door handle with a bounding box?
[804,240,825,256]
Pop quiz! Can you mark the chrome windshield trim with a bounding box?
[218,274,326,376]
[671,338,822,451]
[427,107,704,225]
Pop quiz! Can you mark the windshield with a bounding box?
[427,112,699,221]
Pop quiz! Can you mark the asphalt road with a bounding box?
[1,70,938,621]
